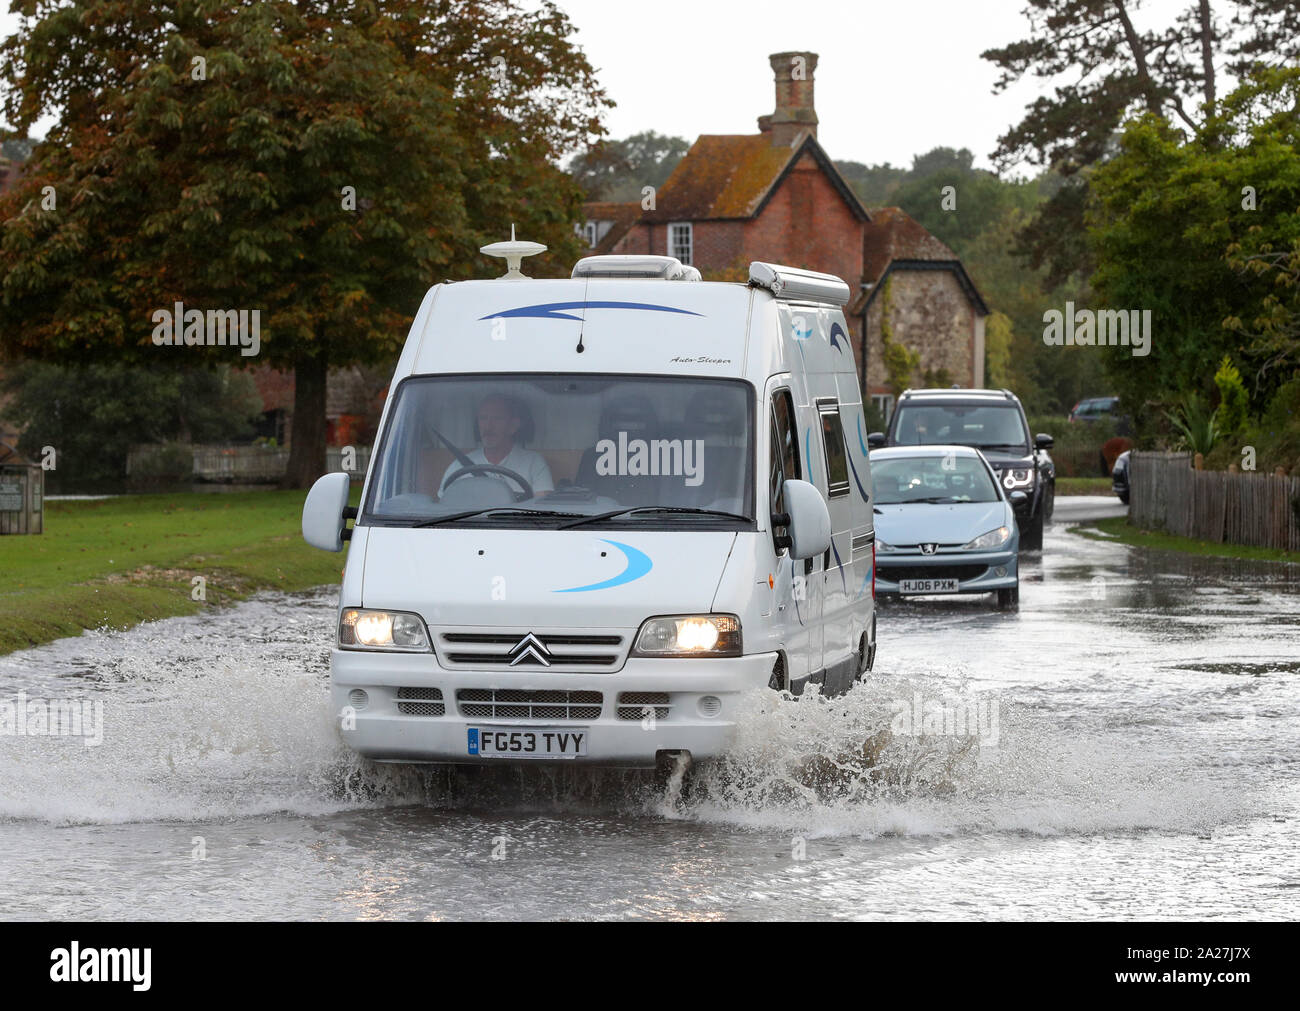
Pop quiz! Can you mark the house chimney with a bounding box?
[758,51,818,146]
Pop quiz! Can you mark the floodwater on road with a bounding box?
[2,513,1297,920]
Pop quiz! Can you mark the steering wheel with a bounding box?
[443,464,535,501]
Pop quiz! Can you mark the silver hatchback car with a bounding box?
[869,445,1021,609]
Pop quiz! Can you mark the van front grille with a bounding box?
[437,631,625,669]
[878,564,988,582]
[457,688,602,721]
[617,692,671,721]
[396,686,445,717]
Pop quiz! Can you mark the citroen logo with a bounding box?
[920,543,938,555]
[508,632,551,667]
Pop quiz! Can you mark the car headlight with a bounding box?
[338,608,431,651]
[963,526,1012,550]
[876,541,897,553]
[632,614,742,657]
[1001,468,1033,489]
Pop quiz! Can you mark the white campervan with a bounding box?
[302,242,876,771]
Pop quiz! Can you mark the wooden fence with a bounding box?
[1130,451,1300,551]
[128,444,370,484]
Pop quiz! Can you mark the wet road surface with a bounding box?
[1,516,1296,920]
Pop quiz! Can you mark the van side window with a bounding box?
[773,389,800,481]
[769,411,789,551]
[818,402,850,498]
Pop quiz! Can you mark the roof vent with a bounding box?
[749,262,850,306]
[480,225,547,280]
[572,255,701,281]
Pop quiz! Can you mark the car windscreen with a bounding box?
[361,374,754,527]
[891,403,1029,450]
[871,455,1000,504]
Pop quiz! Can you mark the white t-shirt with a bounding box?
[439,446,554,497]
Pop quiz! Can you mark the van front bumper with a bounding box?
[329,648,777,767]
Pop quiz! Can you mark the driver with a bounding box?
[438,394,554,498]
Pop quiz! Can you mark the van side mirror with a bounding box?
[302,472,353,552]
[867,431,886,449]
[780,479,831,560]
[1035,433,1054,450]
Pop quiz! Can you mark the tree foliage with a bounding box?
[1,362,263,491]
[984,0,1300,285]
[1086,66,1300,431]
[0,0,611,486]
[567,130,690,202]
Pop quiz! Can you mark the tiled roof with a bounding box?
[641,135,805,222]
[852,207,988,316]
[861,207,960,283]
[581,201,642,254]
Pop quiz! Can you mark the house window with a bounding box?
[871,394,895,424]
[668,222,693,265]
[584,221,598,248]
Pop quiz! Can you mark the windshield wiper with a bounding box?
[908,496,959,504]
[558,506,751,529]
[411,508,584,528]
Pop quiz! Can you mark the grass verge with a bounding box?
[1056,477,1115,496]
[1070,516,1297,564]
[0,490,355,655]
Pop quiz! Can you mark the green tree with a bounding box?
[1,362,263,491]
[984,0,1300,286]
[1086,67,1300,430]
[567,131,691,202]
[1213,355,1250,434]
[0,0,610,487]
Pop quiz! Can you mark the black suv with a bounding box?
[869,388,1056,550]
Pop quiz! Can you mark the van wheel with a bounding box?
[996,586,1019,610]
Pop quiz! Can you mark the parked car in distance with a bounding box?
[1069,396,1121,423]
[1111,449,1131,504]
[868,387,1055,550]
[870,445,1021,609]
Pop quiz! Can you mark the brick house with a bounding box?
[583,51,988,421]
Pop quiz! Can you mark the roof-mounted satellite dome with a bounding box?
[480,225,547,279]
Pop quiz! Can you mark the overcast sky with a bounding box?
[3,0,1197,174]
[553,0,1194,173]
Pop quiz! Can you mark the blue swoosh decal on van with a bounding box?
[553,539,652,593]
[829,322,847,353]
[846,449,870,502]
[857,414,869,455]
[830,538,848,596]
[481,301,704,322]
[857,568,872,599]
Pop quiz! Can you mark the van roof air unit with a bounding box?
[748,262,851,306]
[571,255,701,281]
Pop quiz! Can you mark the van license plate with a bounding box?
[467,727,587,759]
[899,578,959,594]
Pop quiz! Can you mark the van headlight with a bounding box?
[962,526,1012,550]
[1001,468,1033,489]
[339,608,431,651]
[633,614,742,657]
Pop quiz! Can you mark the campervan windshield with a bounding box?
[362,374,754,528]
